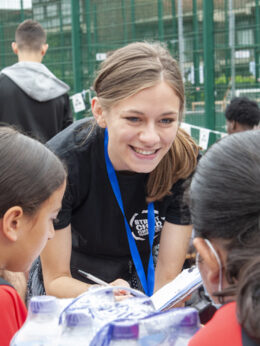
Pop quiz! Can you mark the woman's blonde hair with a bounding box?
[93,41,199,201]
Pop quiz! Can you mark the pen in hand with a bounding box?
[78,269,110,286]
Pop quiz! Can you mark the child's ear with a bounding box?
[91,97,107,128]
[193,237,220,286]
[2,207,24,242]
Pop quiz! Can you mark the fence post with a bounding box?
[224,0,230,87]
[131,0,136,41]
[71,0,83,119]
[228,0,235,98]
[58,2,65,80]
[85,0,94,81]
[178,0,184,78]
[158,0,164,41]
[255,0,260,82]
[20,0,25,22]
[0,24,5,69]
[203,0,215,143]
[171,0,178,56]
[121,0,128,44]
[193,0,200,101]
[93,3,98,51]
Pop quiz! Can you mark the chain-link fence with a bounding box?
[0,0,259,145]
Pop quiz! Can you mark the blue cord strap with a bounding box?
[104,128,155,296]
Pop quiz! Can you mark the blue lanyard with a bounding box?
[104,128,155,296]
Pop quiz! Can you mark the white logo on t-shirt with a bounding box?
[129,209,165,241]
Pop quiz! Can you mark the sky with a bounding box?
[0,0,32,9]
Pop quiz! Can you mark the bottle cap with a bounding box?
[112,321,139,340]
[29,296,57,314]
[65,311,91,327]
[180,309,200,327]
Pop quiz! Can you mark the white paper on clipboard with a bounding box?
[151,266,202,311]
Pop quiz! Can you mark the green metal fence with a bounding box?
[0,0,259,145]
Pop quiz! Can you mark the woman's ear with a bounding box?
[193,237,220,286]
[2,207,24,242]
[91,97,107,128]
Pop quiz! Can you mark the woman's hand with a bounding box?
[109,278,132,300]
[109,278,130,287]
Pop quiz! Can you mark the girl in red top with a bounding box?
[188,130,260,346]
[0,126,66,346]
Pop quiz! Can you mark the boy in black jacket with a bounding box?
[0,19,73,142]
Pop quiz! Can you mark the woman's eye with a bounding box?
[126,117,140,123]
[160,118,175,124]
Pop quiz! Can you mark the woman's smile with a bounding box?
[130,145,159,156]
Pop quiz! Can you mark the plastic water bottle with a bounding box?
[109,321,139,345]
[11,295,59,345]
[58,310,94,345]
[138,307,200,346]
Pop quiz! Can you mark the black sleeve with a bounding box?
[46,119,92,230]
[165,152,202,225]
[165,177,192,225]
[54,150,80,230]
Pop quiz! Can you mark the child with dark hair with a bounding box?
[188,130,260,345]
[225,96,260,134]
[0,127,66,346]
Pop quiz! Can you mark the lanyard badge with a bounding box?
[104,128,155,296]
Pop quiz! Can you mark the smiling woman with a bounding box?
[28,41,200,300]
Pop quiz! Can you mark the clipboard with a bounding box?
[151,266,203,311]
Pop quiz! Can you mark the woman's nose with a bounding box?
[139,125,160,146]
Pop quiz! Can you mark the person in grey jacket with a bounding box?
[0,19,73,142]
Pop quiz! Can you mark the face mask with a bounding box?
[196,238,223,309]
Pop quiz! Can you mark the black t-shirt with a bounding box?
[47,118,192,283]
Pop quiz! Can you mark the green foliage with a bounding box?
[215,74,227,85]
[215,74,255,85]
[235,75,255,84]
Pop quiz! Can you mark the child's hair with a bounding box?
[15,19,46,52]
[0,126,66,217]
[225,96,260,128]
[189,130,260,341]
[237,256,260,341]
[93,41,199,201]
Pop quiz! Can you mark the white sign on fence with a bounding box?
[71,93,86,113]
[96,53,107,61]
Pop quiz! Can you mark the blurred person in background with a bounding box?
[225,96,260,134]
[0,19,73,143]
